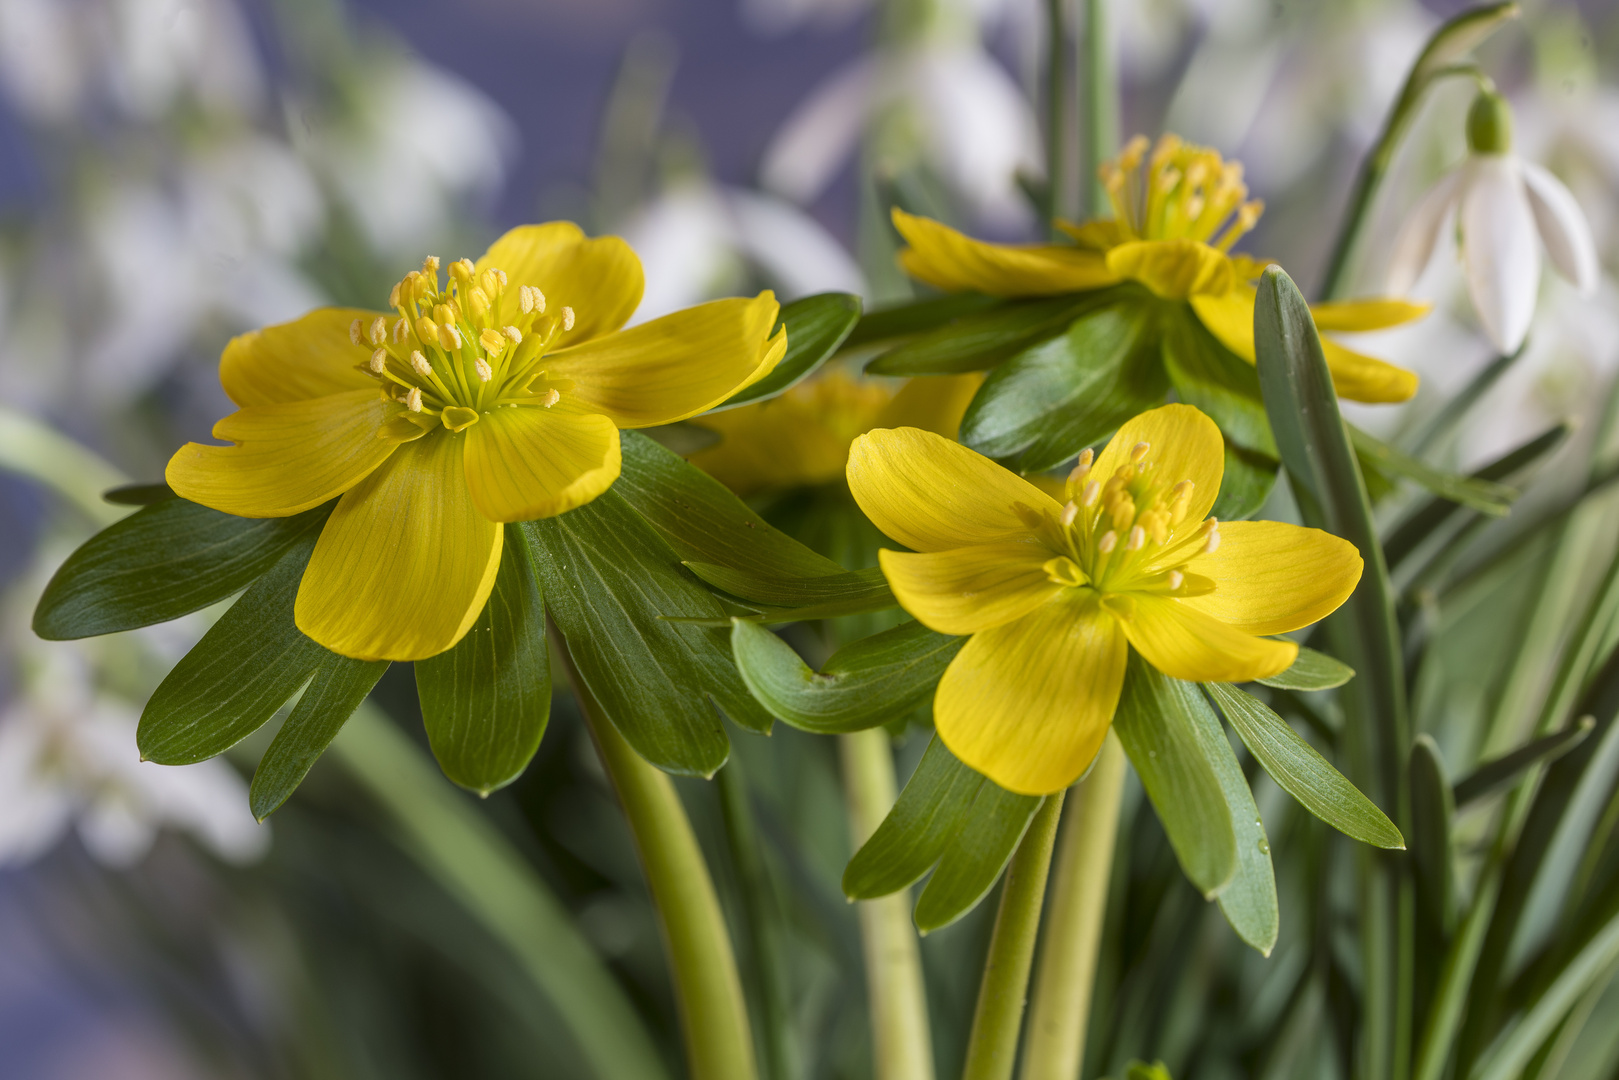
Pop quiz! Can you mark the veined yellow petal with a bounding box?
[476,222,643,346]
[935,592,1127,795]
[892,209,1115,296]
[463,400,621,522]
[1110,593,1296,683]
[295,432,502,662]
[165,390,396,517]
[1089,403,1224,527]
[1106,239,1234,300]
[1321,338,1420,404]
[220,307,384,407]
[1309,298,1431,332]
[1189,286,1258,362]
[874,373,984,438]
[1181,520,1362,634]
[544,293,785,428]
[689,377,884,495]
[880,542,1063,635]
[847,427,1061,553]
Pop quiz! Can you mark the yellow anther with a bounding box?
[1081,480,1100,507]
[405,386,423,412]
[1130,441,1150,464]
[393,319,408,343]
[349,319,364,346]
[1097,530,1119,554]
[1118,134,1149,169]
[433,303,456,326]
[1172,480,1194,499]
[416,316,438,343]
[1069,448,1094,484]
[479,269,505,297]
[438,323,463,351]
[474,358,494,382]
[1168,570,1184,591]
[561,306,576,331]
[1127,525,1146,551]
[369,317,388,345]
[469,287,492,318]
[368,349,387,374]
[1060,500,1079,526]
[1203,529,1222,555]
[539,388,561,408]
[388,282,402,308]
[479,327,507,355]
[421,255,441,277]
[520,285,545,315]
[450,258,475,283]
[503,326,523,344]
[410,350,432,378]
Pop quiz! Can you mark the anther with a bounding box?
[389,282,402,308]
[393,319,408,343]
[421,255,440,277]
[479,328,507,355]
[410,350,432,378]
[1069,448,1094,482]
[474,358,493,383]
[438,324,463,351]
[1127,526,1146,551]
[1168,570,1184,591]
[1060,501,1078,526]
[479,270,504,297]
[1203,529,1222,555]
[416,316,438,343]
[503,326,522,344]
[540,388,560,408]
[369,317,388,345]
[520,285,545,315]
[561,306,576,331]
[405,387,423,412]
[368,349,387,374]
[469,288,491,318]
[1097,531,1118,554]
[450,258,475,283]
[433,304,456,327]
[1081,481,1100,507]
[349,319,364,346]
[1131,441,1150,464]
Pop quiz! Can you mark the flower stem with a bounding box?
[840,729,936,1080]
[551,625,759,1080]
[1080,0,1117,218]
[1019,734,1125,1080]
[1042,0,1068,230]
[960,790,1067,1080]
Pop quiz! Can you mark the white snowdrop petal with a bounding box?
[759,57,882,204]
[1458,156,1541,354]
[1520,160,1600,295]
[1386,166,1465,295]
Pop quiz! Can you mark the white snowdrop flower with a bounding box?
[1387,89,1600,354]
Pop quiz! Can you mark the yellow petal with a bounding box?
[166,390,396,517]
[874,373,985,438]
[1321,338,1420,404]
[476,222,643,346]
[544,293,785,428]
[295,432,502,662]
[880,542,1063,635]
[1054,218,1126,251]
[847,427,1061,553]
[1110,593,1296,683]
[688,374,886,496]
[1309,298,1431,332]
[1180,520,1363,635]
[935,592,1127,795]
[1189,285,1258,362]
[892,209,1114,296]
[463,400,621,522]
[1089,403,1224,527]
[1106,239,1234,301]
[220,307,384,407]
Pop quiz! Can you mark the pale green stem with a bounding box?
[961,791,1067,1080]
[1020,735,1125,1080]
[1041,0,1067,230]
[1080,0,1117,218]
[0,405,126,528]
[840,729,936,1080]
[552,625,759,1080]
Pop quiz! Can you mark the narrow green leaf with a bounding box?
[1257,646,1356,691]
[1411,2,1520,85]
[731,618,962,733]
[960,299,1169,472]
[914,782,1043,933]
[844,292,1003,348]
[249,654,388,820]
[1112,655,1237,898]
[1209,442,1279,522]
[35,498,328,640]
[1208,682,1404,849]
[138,533,327,765]
[711,292,862,410]
[843,733,984,898]
[416,524,551,795]
[1162,313,1276,456]
[1451,715,1596,808]
[1408,735,1456,937]
[687,562,896,620]
[864,294,1105,376]
[1348,424,1514,514]
[102,482,175,505]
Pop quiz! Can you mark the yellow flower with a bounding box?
[847,403,1363,795]
[690,369,982,497]
[167,223,786,663]
[893,134,1427,404]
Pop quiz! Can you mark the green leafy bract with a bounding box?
[711,292,862,411]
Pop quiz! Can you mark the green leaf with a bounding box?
[960,298,1169,472]
[914,781,1043,933]
[102,482,175,505]
[1257,646,1355,691]
[1450,715,1595,808]
[1112,655,1237,899]
[864,294,1105,376]
[843,734,984,898]
[844,292,1003,348]
[138,532,328,765]
[415,524,551,795]
[1183,682,1278,954]
[1207,682,1403,849]
[1348,424,1514,514]
[1162,313,1276,456]
[730,618,962,733]
[686,563,896,621]
[525,488,773,776]
[34,498,328,640]
[249,654,388,820]
[1209,441,1279,522]
[711,292,862,411]
[1408,735,1456,937]
[1411,2,1520,86]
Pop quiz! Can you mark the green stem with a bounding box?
[840,729,935,1080]
[961,791,1066,1080]
[716,757,795,1080]
[551,625,759,1080]
[331,705,669,1080]
[1042,0,1067,230]
[1080,0,1117,218]
[1019,735,1125,1080]
[0,405,127,528]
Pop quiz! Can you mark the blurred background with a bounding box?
[1,0,1618,1076]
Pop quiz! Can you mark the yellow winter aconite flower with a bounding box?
[847,403,1363,795]
[894,134,1427,404]
[167,223,786,663]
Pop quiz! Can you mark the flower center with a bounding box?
[1042,443,1219,599]
[350,255,577,436]
[1099,134,1263,251]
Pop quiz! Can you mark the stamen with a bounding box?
[369,316,388,345]
[480,269,505,297]
[1060,500,1079,526]
[1126,525,1146,551]
[388,282,402,308]
[416,316,438,343]
[410,350,433,378]
[1130,441,1150,464]
[405,387,423,412]
[368,349,387,374]
[433,304,457,326]
[469,288,492,319]
[421,255,441,277]
[520,285,545,315]
[561,307,576,331]
[1081,481,1100,507]
[474,358,493,382]
[393,319,408,343]
[1203,528,1222,555]
[349,319,364,346]
[1097,530,1118,554]
[438,324,463,351]
[503,326,523,344]
[479,328,507,355]
[450,258,475,284]
[539,388,561,408]
[1168,570,1184,591]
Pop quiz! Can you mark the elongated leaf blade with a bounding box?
[711,292,861,411]
[689,563,896,620]
[249,653,388,820]
[865,295,1103,376]
[914,781,1043,933]
[35,498,327,639]
[416,524,551,795]
[844,734,984,898]
[731,618,961,733]
[1113,655,1238,898]
[1348,424,1513,514]
[1408,735,1455,938]
[1451,715,1595,808]
[1257,646,1355,691]
[1208,682,1403,849]
[1162,313,1276,456]
[102,482,176,505]
[845,293,1003,348]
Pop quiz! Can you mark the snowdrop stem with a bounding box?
[1041,0,1069,230]
[1080,0,1118,219]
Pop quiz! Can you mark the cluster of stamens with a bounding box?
[1043,442,1221,598]
[348,254,579,435]
[1099,134,1264,251]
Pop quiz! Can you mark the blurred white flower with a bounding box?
[622,182,867,320]
[0,645,267,869]
[1387,91,1598,355]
